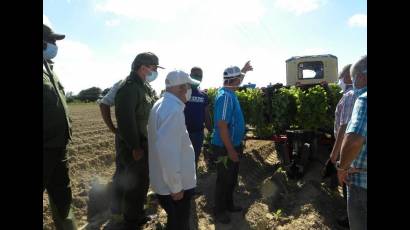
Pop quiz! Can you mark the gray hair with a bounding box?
[350,55,367,79]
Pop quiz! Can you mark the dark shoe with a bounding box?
[215,212,231,224]
[337,216,350,228]
[122,221,140,230]
[103,220,124,230]
[227,205,243,212]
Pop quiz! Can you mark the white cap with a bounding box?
[165,70,200,87]
[223,66,244,79]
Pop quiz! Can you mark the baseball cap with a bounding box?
[223,66,244,79]
[43,24,65,41]
[131,52,164,70]
[165,70,200,87]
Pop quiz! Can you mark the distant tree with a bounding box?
[65,91,74,98]
[77,87,102,102]
[65,91,77,103]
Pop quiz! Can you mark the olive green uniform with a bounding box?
[114,73,156,225]
[43,59,77,230]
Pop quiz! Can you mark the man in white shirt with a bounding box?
[148,70,199,230]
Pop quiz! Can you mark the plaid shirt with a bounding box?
[346,89,367,189]
[334,86,358,136]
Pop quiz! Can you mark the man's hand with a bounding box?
[227,149,239,162]
[171,191,184,201]
[132,148,144,161]
[337,169,349,186]
[338,167,362,186]
[241,61,253,73]
[330,151,338,164]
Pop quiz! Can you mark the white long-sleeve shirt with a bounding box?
[97,80,123,106]
[148,92,197,195]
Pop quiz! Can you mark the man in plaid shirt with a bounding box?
[321,63,358,228]
[338,55,367,230]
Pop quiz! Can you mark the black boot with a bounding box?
[337,216,350,229]
[227,205,243,213]
[215,211,231,224]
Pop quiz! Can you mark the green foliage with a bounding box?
[203,83,340,141]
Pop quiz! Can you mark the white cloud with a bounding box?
[297,47,329,56]
[348,14,367,28]
[119,37,289,93]
[105,19,120,27]
[53,40,130,94]
[275,0,326,15]
[96,0,193,22]
[96,0,266,25]
[43,14,52,28]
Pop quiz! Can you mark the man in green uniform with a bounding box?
[43,24,77,230]
[114,52,162,229]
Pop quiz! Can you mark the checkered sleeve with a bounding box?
[339,93,356,126]
[346,94,367,137]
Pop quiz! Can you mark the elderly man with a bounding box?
[148,70,199,230]
[211,62,252,224]
[322,63,358,228]
[337,55,367,230]
[43,24,78,230]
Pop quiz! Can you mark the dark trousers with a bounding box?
[212,145,242,214]
[43,147,76,229]
[156,189,194,230]
[116,142,150,224]
[188,131,204,170]
[111,134,125,215]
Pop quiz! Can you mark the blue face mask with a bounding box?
[146,70,158,82]
[352,76,357,89]
[43,43,58,60]
[352,75,367,95]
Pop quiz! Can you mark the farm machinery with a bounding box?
[266,54,339,179]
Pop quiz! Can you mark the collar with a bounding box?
[164,92,185,108]
[222,86,235,94]
[344,85,353,92]
[128,72,145,85]
[354,86,367,96]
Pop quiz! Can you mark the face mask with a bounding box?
[236,77,244,87]
[146,70,158,82]
[191,75,202,89]
[352,75,358,90]
[43,43,58,60]
[191,84,199,90]
[337,79,346,92]
[185,88,192,101]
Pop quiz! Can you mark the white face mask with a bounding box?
[338,79,346,92]
[185,88,192,101]
[338,78,352,92]
[43,43,58,60]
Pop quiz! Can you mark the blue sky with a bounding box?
[44,0,367,94]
